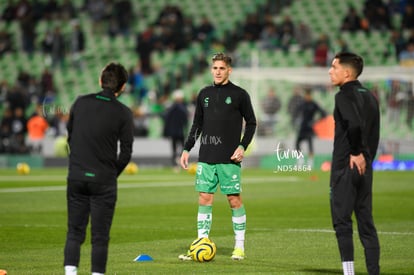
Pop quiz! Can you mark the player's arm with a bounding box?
[336,93,364,155]
[116,110,134,176]
[336,93,367,174]
[66,100,77,144]
[181,93,203,169]
[239,92,257,151]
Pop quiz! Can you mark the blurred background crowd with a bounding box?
[0,0,413,157]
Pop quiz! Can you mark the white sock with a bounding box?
[92,273,104,275]
[64,265,77,275]
[232,205,246,251]
[342,261,355,275]
[197,205,212,238]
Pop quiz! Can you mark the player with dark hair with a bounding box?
[64,62,134,275]
[179,52,257,261]
[328,52,380,275]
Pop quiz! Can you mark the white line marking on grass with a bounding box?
[0,176,300,193]
[0,175,300,182]
[288,228,414,236]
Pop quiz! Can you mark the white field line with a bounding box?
[288,228,414,236]
[0,223,411,237]
[0,176,300,193]
[0,175,300,182]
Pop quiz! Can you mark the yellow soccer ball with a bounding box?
[124,162,139,175]
[189,237,217,262]
[16,162,30,175]
[187,163,198,175]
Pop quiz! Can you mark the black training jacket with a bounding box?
[184,81,257,163]
[67,89,134,184]
[331,80,380,171]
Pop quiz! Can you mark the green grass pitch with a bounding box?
[0,167,413,274]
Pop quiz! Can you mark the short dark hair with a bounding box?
[100,62,128,93]
[212,52,232,66]
[334,52,364,77]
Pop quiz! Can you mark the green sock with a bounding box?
[197,205,212,238]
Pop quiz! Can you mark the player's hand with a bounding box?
[349,153,366,175]
[230,146,245,163]
[180,151,190,169]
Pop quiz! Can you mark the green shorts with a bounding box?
[195,162,242,194]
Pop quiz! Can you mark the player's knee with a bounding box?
[92,232,110,245]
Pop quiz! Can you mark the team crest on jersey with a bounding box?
[225,96,232,104]
[204,97,209,107]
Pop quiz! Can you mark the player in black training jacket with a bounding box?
[179,53,256,261]
[64,62,133,275]
[328,52,380,275]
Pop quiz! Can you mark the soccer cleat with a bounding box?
[231,248,245,260]
[178,250,192,261]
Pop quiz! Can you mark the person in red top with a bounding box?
[27,106,49,153]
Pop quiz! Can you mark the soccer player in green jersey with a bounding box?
[179,53,257,260]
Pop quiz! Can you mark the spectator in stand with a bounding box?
[313,33,330,67]
[406,29,414,45]
[156,5,185,50]
[295,21,313,51]
[242,14,263,41]
[156,5,183,27]
[0,29,13,56]
[68,20,85,70]
[401,4,414,30]
[41,28,54,66]
[50,26,66,70]
[341,6,362,32]
[399,41,414,66]
[113,0,134,37]
[27,105,49,154]
[194,16,215,45]
[163,90,189,168]
[386,80,404,125]
[136,25,156,75]
[132,106,149,137]
[0,80,11,104]
[10,107,29,154]
[1,0,17,26]
[259,22,279,50]
[385,29,407,62]
[334,37,350,53]
[182,17,196,47]
[288,86,304,126]
[86,0,107,35]
[0,108,13,153]
[43,0,60,20]
[369,5,392,31]
[363,0,392,31]
[48,109,69,137]
[60,0,78,20]
[17,1,37,55]
[40,67,56,102]
[260,87,281,135]
[128,64,147,106]
[15,0,32,21]
[279,15,295,52]
[406,88,414,129]
[6,83,29,113]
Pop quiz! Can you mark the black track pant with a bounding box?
[64,180,117,273]
[330,166,380,275]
